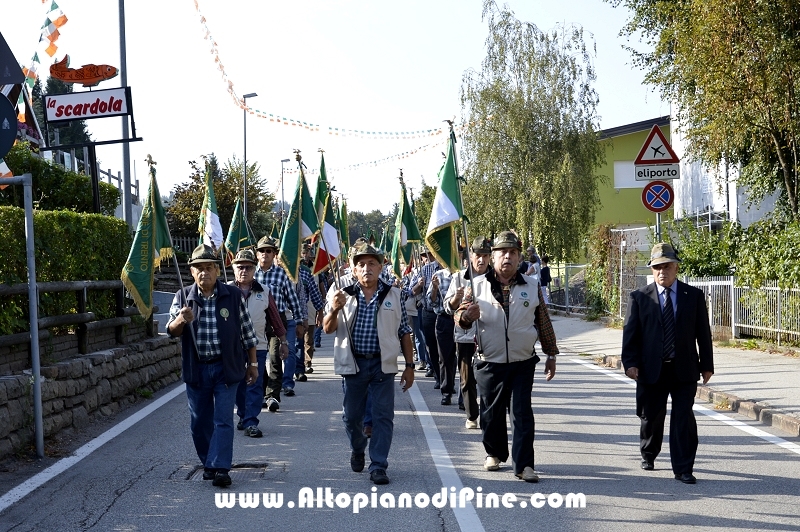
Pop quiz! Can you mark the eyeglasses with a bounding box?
[651,263,673,271]
[258,249,276,255]
[235,265,255,272]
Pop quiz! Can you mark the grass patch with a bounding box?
[135,387,153,399]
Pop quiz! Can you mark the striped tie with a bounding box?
[662,287,675,360]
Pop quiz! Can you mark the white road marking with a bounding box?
[0,384,187,512]
[408,384,485,532]
[570,358,800,456]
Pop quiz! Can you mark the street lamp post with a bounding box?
[280,158,290,227]
[242,92,258,221]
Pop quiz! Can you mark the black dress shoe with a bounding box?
[296,374,308,382]
[212,470,232,487]
[675,473,696,484]
[441,394,452,405]
[641,459,654,470]
[350,452,365,472]
[434,382,441,390]
[202,468,216,480]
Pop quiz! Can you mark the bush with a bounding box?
[0,142,119,216]
[662,219,736,277]
[0,206,131,335]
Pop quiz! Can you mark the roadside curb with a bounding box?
[591,354,800,438]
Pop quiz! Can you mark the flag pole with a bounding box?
[144,155,200,353]
[445,121,482,352]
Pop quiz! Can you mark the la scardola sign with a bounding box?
[44,87,130,123]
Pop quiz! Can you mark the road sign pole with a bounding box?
[656,212,661,241]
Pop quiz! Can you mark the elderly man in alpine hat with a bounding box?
[323,240,415,485]
[167,244,259,488]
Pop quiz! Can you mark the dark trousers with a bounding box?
[263,336,283,402]
[636,360,698,474]
[475,357,536,474]
[420,309,440,385]
[435,313,458,395]
[457,342,478,421]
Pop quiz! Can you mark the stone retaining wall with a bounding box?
[0,335,181,460]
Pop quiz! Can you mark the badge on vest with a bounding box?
[220,308,230,321]
[385,301,393,308]
[256,293,263,300]
[521,291,528,298]
[523,301,530,307]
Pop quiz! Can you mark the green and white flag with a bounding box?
[314,152,329,221]
[280,168,319,282]
[223,198,254,265]
[121,164,173,319]
[198,166,224,251]
[339,200,350,251]
[425,132,464,272]
[391,183,422,279]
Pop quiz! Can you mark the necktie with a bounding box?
[662,287,675,360]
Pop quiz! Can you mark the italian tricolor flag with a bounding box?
[312,193,341,275]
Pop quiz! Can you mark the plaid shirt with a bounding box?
[168,286,258,361]
[426,269,454,315]
[298,265,325,318]
[454,269,559,356]
[350,280,412,355]
[255,263,303,317]
[410,260,441,311]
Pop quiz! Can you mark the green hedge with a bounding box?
[1,142,119,216]
[0,206,132,335]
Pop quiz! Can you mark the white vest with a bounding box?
[229,281,272,346]
[445,269,477,343]
[473,273,540,363]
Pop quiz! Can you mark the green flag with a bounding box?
[270,221,281,240]
[121,163,173,319]
[425,131,464,272]
[390,183,422,279]
[223,198,253,265]
[314,152,329,221]
[198,165,224,251]
[338,200,350,251]
[279,168,319,282]
[378,224,389,252]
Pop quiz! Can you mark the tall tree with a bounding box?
[460,1,604,261]
[166,154,275,238]
[610,0,800,221]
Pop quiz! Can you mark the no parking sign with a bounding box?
[641,180,674,213]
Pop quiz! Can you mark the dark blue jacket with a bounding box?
[174,280,246,386]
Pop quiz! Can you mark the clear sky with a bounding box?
[3,0,667,215]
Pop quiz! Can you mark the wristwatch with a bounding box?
[280,341,289,345]
[547,355,556,361]
[405,362,415,369]
[249,362,259,367]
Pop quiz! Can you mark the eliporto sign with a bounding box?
[44,87,130,123]
[634,124,680,181]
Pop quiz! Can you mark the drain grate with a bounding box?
[188,462,269,481]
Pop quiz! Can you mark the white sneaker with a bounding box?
[266,398,280,412]
[484,456,501,471]
[465,419,478,429]
[515,466,539,483]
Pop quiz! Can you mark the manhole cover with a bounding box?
[188,462,269,481]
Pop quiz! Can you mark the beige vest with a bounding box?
[229,281,271,347]
[473,273,539,363]
[328,282,404,375]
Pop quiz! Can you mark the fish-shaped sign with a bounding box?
[49,55,118,88]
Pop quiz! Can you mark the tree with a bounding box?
[459,1,605,261]
[610,0,800,221]
[166,154,275,240]
[410,180,436,238]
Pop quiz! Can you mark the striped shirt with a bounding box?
[426,269,454,314]
[410,260,441,311]
[350,280,413,355]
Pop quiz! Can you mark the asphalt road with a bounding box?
[2,316,799,531]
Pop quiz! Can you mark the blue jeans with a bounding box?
[186,361,238,471]
[314,325,322,345]
[294,330,305,376]
[342,357,395,472]
[236,349,268,428]
[281,319,298,390]
[411,314,428,365]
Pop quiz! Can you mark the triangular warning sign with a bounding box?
[634,124,680,165]
[0,33,24,86]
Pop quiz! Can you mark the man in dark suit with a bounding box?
[622,243,714,484]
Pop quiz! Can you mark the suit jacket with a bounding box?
[621,281,714,385]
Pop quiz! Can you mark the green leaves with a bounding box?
[460,2,604,261]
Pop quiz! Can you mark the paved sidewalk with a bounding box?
[550,314,800,437]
